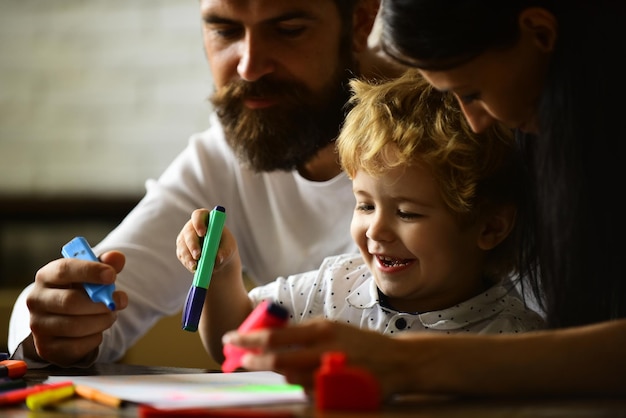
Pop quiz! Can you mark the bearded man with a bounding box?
[8,0,404,368]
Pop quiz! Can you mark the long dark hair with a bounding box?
[381,0,626,327]
[381,0,536,70]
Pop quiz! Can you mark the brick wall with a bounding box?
[0,1,213,196]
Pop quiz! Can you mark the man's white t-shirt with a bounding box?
[9,113,357,364]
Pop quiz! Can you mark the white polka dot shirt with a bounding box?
[248,253,546,335]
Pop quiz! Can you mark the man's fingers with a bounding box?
[27,286,115,315]
[32,333,103,368]
[35,258,116,288]
[30,310,118,338]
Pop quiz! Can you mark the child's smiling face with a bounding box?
[350,163,488,313]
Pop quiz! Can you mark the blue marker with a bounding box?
[61,236,116,311]
[182,205,226,332]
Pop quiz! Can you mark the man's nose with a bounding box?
[237,33,275,82]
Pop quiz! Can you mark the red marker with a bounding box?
[0,360,27,379]
[222,300,289,373]
[0,381,74,405]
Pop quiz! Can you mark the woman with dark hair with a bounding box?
[379,0,626,328]
[221,0,626,398]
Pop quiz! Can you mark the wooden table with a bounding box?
[3,363,626,417]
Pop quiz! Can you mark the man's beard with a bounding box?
[210,67,355,173]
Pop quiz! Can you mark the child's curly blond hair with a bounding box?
[337,69,523,281]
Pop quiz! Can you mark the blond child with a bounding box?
[176,69,544,365]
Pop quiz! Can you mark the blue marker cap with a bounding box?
[181,286,207,332]
[0,377,27,392]
[83,283,116,311]
[61,236,116,311]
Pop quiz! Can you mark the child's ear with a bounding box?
[477,205,517,250]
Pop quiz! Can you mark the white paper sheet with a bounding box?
[48,371,307,410]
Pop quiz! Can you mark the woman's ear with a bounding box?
[352,0,380,52]
[519,7,558,52]
[477,205,517,251]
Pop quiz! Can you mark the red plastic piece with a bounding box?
[314,351,381,411]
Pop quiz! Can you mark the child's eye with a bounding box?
[398,210,420,220]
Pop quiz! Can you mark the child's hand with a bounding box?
[176,208,238,275]
[176,208,211,272]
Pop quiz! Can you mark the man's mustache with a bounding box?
[211,79,306,106]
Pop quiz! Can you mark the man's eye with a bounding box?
[207,24,242,39]
[276,26,306,37]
